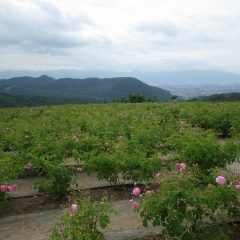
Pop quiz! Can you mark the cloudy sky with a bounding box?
[0,0,240,73]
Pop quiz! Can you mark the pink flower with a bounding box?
[0,185,6,192]
[132,187,141,196]
[25,163,33,170]
[76,167,82,172]
[235,184,240,191]
[179,163,186,172]
[11,184,17,191]
[71,204,78,214]
[155,172,160,177]
[130,200,138,209]
[1,184,17,192]
[176,163,186,172]
[5,186,12,192]
[216,176,226,185]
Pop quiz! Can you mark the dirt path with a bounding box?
[0,200,160,240]
[8,173,132,198]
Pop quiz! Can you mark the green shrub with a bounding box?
[50,197,114,240]
[180,102,240,138]
[38,163,75,199]
[168,131,237,172]
[0,152,19,209]
[86,149,162,186]
[138,173,240,240]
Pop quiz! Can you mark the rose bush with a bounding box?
[50,196,114,240]
[137,172,240,239]
[168,131,238,173]
[37,162,75,199]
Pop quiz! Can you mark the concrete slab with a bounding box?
[0,209,65,240]
[8,173,111,198]
[8,173,133,198]
[0,200,160,240]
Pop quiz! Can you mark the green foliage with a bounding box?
[38,163,75,199]
[87,150,162,186]
[113,93,155,103]
[0,101,239,200]
[195,92,240,102]
[138,173,240,240]
[0,151,20,207]
[50,197,114,240]
[168,131,238,172]
[0,76,172,106]
[0,93,98,108]
[180,102,240,138]
[127,93,147,103]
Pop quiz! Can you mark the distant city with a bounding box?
[160,83,240,98]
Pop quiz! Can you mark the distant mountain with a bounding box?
[2,69,239,98]
[193,92,240,102]
[0,76,171,101]
[1,70,240,86]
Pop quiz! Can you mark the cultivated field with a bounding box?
[1,102,240,239]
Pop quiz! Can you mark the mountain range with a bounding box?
[1,70,240,85]
[0,76,171,105]
[1,70,240,98]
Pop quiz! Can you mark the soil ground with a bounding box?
[1,185,133,217]
[1,171,240,239]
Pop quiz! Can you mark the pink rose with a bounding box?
[5,186,12,192]
[216,176,226,185]
[76,167,82,172]
[179,163,186,172]
[132,187,141,196]
[11,184,17,191]
[0,185,6,192]
[176,163,186,172]
[71,204,78,214]
[235,184,240,191]
[130,199,138,209]
[1,184,17,192]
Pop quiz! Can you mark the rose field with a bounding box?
[0,102,240,240]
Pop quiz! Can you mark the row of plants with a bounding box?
[0,102,239,239]
[134,126,240,239]
[0,103,180,199]
[137,171,240,239]
[50,196,114,240]
[180,102,240,138]
[0,102,239,201]
[52,151,240,239]
[50,181,240,240]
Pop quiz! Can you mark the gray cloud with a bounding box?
[0,0,93,52]
[0,0,240,73]
[135,22,179,38]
